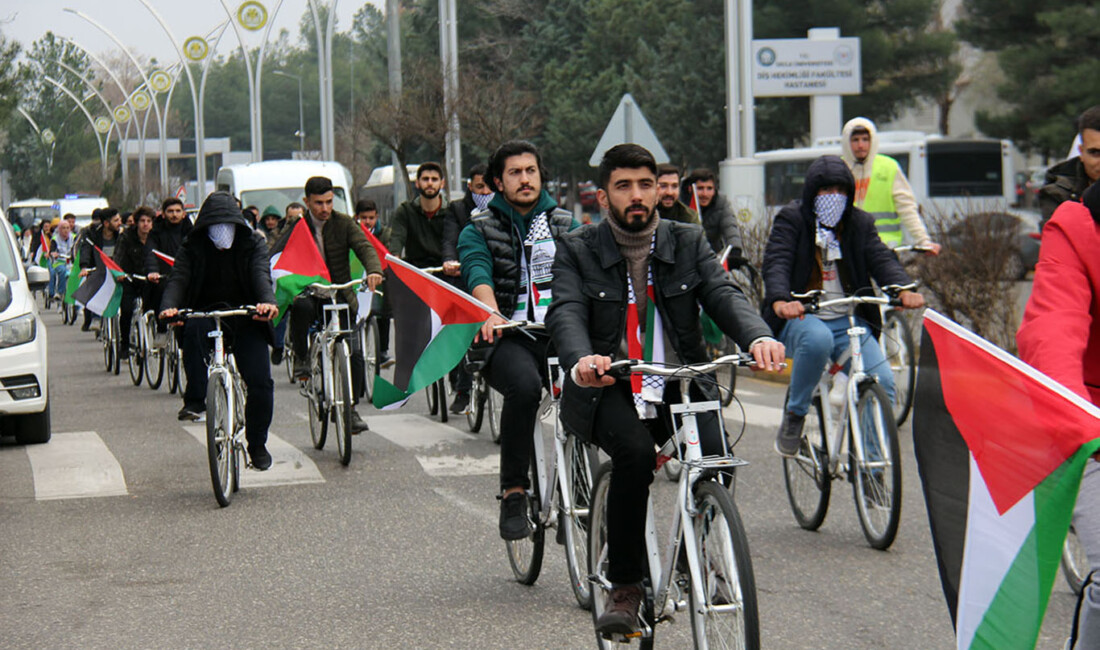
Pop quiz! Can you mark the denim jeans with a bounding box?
[779,314,895,417]
[48,264,69,297]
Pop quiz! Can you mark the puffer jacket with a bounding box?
[762,155,911,337]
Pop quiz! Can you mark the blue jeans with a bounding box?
[48,264,69,297]
[779,314,895,417]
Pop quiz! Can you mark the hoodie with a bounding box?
[761,155,911,337]
[840,117,931,247]
[160,191,275,313]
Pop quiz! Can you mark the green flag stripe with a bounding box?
[64,246,82,304]
[371,322,482,408]
[970,439,1100,649]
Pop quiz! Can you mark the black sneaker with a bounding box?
[349,410,369,434]
[775,411,805,457]
[595,584,644,636]
[270,347,284,365]
[449,390,470,414]
[499,492,532,540]
[178,405,205,422]
[249,445,272,471]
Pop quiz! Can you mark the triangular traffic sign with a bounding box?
[589,93,670,166]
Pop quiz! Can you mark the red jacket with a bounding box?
[1018,193,1100,404]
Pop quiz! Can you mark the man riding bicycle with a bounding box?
[457,140,579,540]
[547,144,784,635]
[283,176,383,434]
[159,191,279,470]
[763,155,924,458]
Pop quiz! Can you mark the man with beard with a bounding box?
[78,208,123,331]
[458,140,579,540]
[389,161,472,412]
[654,163,699,225]
[683,167,744,257]
[146,197,194,340]
[547,144,785,635]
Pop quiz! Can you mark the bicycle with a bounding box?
[782,285,913,550]
[123,275,151,387]
[419,266,450,423]
[491,321,601,610]
[462,346,504,443]
[165,322,184,395]
[879,245,934,427]
[101,311,120,376]
[177,306,259,508]
[142,307,166,390]
[300,279,362,466]
[283,311,298,384]
[704,246,764,408]
[358,312,380,402]
[589,353,760,649]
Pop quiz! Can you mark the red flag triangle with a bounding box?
[274,218,330,281]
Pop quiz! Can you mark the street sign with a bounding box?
[751,37,861,97]
[589,93,670,166]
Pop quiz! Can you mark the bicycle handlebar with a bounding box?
[175,306,259,320]
[791,283,918,313]
[607,353,759,379]
[491,320,546,332]
[307,279,364,295]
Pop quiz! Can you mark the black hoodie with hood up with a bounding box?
[160,191,276,326]
[761,155,910,337]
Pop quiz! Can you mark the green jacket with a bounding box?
[657,200,700,225]
[389,196,448,269]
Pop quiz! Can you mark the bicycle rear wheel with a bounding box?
[506,455,545,585]
[103,318,114,372]
[466,373,486,433]
[145,344,164,390]
[589,461,654,649]
[166,334,180,394]
[128,309,144,386]
[426,378,439,415]
[883,311,916,427]
[488,388,503,444]
[850,383,902,550]
[1062,526,1088,596]
[782,395,831,530]
[436,378,449,423]
[206,371,234,507]
[561,435,599,610]
[688,481,760,650]
[307,337,328,450]
[333,340,354,466]
[111,318,121,375]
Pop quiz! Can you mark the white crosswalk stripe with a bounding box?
[181,425,325,488]
[370,413,500,477]
[24,431,128,500]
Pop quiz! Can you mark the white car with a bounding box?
[0,213,50,444]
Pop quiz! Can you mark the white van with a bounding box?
[53,196,109,230]
[6,198,57,232]
[215,160,355,216]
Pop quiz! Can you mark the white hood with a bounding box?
[841,117,879,165]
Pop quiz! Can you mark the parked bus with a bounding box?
[215,160,355,217]
[6,198,56,232]
[756,131,1016,219]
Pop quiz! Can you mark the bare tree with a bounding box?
[456,70,543,157]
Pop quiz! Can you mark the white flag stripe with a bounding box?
[955,452,1035,650]
[182,426,325,488]
[25,431,128,500]
[82,272,117,315]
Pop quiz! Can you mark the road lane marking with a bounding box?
[370,413,499,476]
[182,426,325,488]
[25,431,128,500]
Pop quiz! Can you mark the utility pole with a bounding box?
[387,0,407,209]
[439,0,462,200]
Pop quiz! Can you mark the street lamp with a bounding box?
[272,69,305,152]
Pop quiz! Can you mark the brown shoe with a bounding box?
[595,584,644,636]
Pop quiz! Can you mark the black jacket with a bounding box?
[1040,157,1093,230]
[144,216,193,275]
[547,219,772,442]
[761,155,910,337]
[112,226,149,276]
[79,224,121,270]
[161,192,275,323]
[442,190,478,263]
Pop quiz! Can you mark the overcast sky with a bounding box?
[1,0,381,65]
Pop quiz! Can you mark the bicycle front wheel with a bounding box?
[206,371,234,507]
[307,337,328,450]
[488,388,503,444]
[128,309,144,386]
[361,317,379,402]
[466,373,486,433]
[506,455,545,585]
[688,481,760,650]
[426,378,439,415]
[103,319,114,372]
[561,435,599,610]
[782,395,831,530]
[333,340,354,466]
[883,311,916,427]
[436,378,449,423]
[850,383,902,550]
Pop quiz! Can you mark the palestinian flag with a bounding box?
[361,222,390,271]
[151,249,175,267]
[63,244,82,304]
[372,255,494,409]
[72,246,125,318]
[269,217,329,325]
[33,231,49,268]
[913,310,1100,650]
